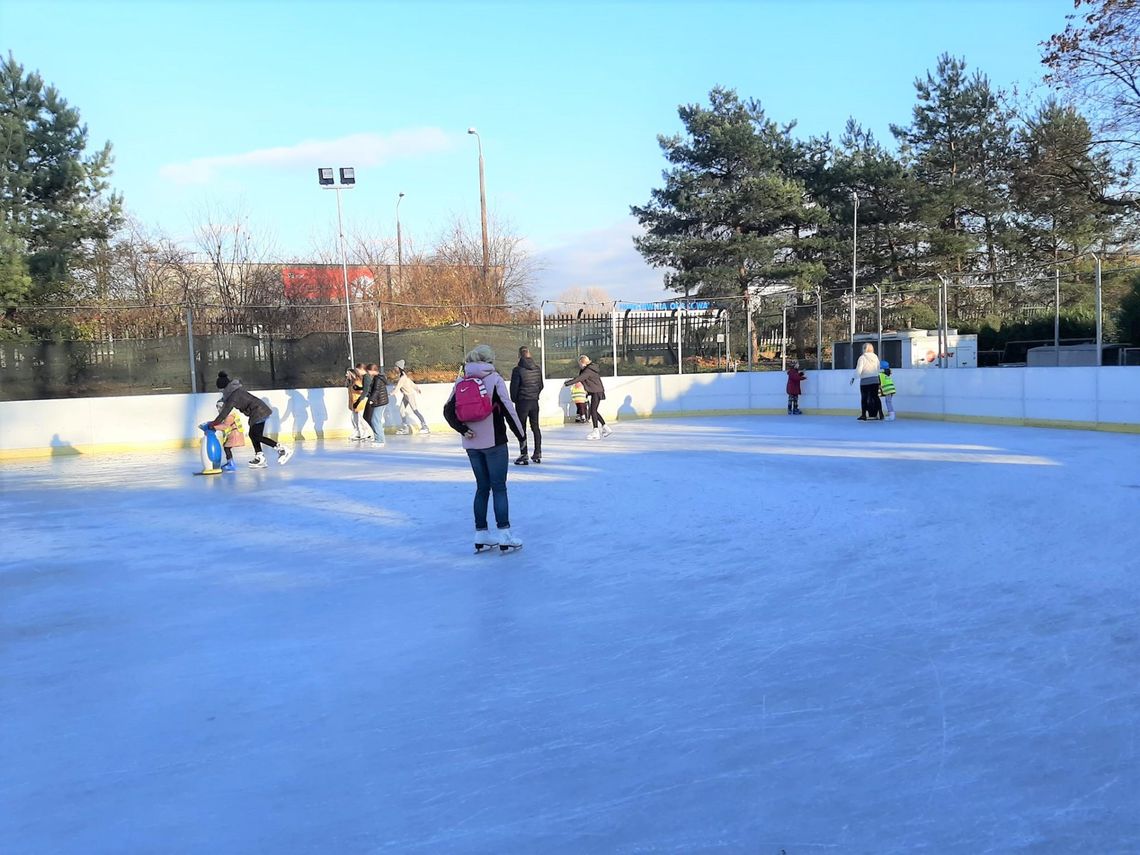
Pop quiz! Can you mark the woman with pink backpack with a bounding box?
[443,344,526,552]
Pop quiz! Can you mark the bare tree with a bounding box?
[552,286,614,313]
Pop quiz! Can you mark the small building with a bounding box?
[832,330,978,370]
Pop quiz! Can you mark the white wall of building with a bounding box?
[2,367,1137,459]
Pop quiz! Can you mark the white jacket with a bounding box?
[855,351,881,383]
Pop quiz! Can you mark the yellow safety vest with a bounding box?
[879,372,896,395]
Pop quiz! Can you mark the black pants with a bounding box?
[859,383,882,418]
[516,398,541,456]
[588,394,606,428]
[249,420,278,453]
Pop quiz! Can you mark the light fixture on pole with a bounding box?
[395,191,405,296]
[318,166,357,366]
[467,127,490,292]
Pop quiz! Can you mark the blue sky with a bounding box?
[4,0,1074,302]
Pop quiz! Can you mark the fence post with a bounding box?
[1093,253,1102,366]
[611,304,618,378]
[539,302,547,381]
[725,310,731,372]
[746,295,753,370]
[816,288,823,370]
[677,307,683,375]
[377,303,385,370]
[185,305,197,394]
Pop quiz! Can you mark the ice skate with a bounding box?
[600,425,613,438]
[793,408,803,415]
[514,454,529,466]
[586,428,601,440]
[474,529,498,553]
[372,438,386,446]
[277,445,293,465]
[220,460,236,472]
[531,454,541,464]
[248,454,268,469]
[887,412,896,421]
[497,528,523,552]
[419,426,430,435]
[396,426,412,435]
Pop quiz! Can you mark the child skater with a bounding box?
[786,360,806,415]
[346,366,370,441]
[214,399,245,471]
[879,360,897,421]
[570,381,588,423]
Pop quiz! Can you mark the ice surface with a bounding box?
[1,416,1138,853]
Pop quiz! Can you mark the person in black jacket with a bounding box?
[362,363,389,446]
[563,355,611,440]
[509,346,544,464]
[206,372,292,468]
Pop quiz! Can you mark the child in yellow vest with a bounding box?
[570,382,588,423]
[879,360,897,421]
[215,400,246,471]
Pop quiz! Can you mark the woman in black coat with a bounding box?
[563,355,611,439]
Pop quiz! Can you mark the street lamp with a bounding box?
[850,190,858,346]
[395,191,405,297]
[467,127,490,291]
[318,166,356,366]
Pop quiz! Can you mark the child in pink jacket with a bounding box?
[215,400,246,472]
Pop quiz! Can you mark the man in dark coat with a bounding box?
[509,346,545,464]
[206,372,292,468]
[563,355,610,439]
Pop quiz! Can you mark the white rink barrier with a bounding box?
[1,367,1137,459]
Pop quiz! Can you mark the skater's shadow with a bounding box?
[284,389,310,439]
[307,388,329,440]
[617,395,637,420]
[50,433,78,457]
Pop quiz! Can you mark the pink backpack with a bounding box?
[454,375,494,422]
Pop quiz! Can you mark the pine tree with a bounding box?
[0,53,122,309]
[631,87,826,303]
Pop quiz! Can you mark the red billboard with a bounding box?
[282,265,377,301]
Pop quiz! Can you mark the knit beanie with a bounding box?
[216,371,230,390]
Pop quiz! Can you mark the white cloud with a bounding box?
[160,128,453,185]
[533,217,669,305]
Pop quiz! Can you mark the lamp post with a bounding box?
[1092,253,1102,366]
[850,191,858,345]
[467,127,490,291]
[318,166,356,366]
[395,191,405,298]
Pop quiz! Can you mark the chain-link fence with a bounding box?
[2,269,1136,401]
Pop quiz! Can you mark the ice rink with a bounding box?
[2,414,1138,853]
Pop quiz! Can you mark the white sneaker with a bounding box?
[600,425,613,438]
[586,428,601,440]
[248,454,267,469]
[498,528,522,549]
[277,446,293,465]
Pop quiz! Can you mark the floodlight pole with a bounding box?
[815,287,823,370]
[874,284,882,356]
[539,300,547,381]
[334,186,355,366]
[320,167,357,367]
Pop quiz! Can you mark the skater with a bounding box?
[214,399,245,471]
[563,355,610,439]
[207,372,292,468]
[850,343,883,421]
[363,363,389,445]
[394,359,430,435]
[570,382,588,422]
[509,345,544,464]
[879,360,897,421]
[786,360,806,414]
[443,344,526,551]
[346,366,369,441]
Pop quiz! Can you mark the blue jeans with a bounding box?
[466,444,510,530]
[367,406,385,442]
